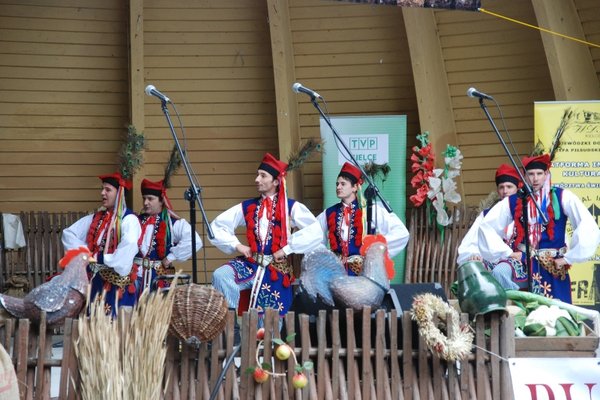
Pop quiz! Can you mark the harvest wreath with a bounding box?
[411,293,474,361]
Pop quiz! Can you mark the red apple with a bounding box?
[292,373,308,389]
[275,344,292,360]
[253,368,269,383]
[256,328,265,340]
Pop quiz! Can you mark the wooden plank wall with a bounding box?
[438,0,555,206]
[141,0,279,281]
[575,0,600,82]
[0,0,129,212]
[288,0,419,213]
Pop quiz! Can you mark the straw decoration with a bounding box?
[76,278,178,399]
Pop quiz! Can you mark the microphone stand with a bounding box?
[308,96,393,234]
[159,100,214,284]
[476,97,547,292]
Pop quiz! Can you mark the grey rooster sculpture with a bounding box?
[0,246,93,328]
[299,234,395,311]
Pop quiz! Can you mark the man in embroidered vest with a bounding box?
[136,178,202,292]
[62,172,142,316]
[457,164,523,289]
[479,154,600,303]
[210,153,321,321]
[315,162,409,276]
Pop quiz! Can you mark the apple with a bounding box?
[256,327,265,340]
[275,344,292,360]
[292,373,308,389]
[253,368,269,383]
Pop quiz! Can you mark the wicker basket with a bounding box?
[169,284,229,345]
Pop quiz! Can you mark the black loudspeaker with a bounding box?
[385,282,448,314]
[289,284,335,317]
[289,282,447,319]
[286,282,447,349]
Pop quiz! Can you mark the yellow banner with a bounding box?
[534,101,600,308]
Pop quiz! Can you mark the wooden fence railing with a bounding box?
[0,211,88,294]
[5,307,595,400]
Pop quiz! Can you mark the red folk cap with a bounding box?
[99,172,132,191]
[338,162,363,185]
[258,153,288,179]
[522,154,551,171]
[495,164,521,187]
[140,178,165,197]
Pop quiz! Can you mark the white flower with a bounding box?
[420,142,463,229]
[446,169,461,179]
[442,178,461,204]
[445,148,463,170]
[427,169,444,200]
[431,193,450,226]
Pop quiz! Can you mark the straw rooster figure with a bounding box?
[0,246,93,328]
[299,235,395,311]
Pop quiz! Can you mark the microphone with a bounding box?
[467,87,493,100]
[292,82,321,99]
[145,84,170,103]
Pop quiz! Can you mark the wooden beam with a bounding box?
[532,0,600,100]
[129,0,145,210]
[267,0,302,200]
[402,7,464,194]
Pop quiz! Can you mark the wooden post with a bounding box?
[346,309,356,400]
[35,312,47,400]
[531,0,600,100]
[128,0,145,211]
[389,310,400,400]
[59,319,74,400]
[68,319,80,400]
[361,307,372,400]
[402,7,464,196]
[266,0,303,201]
[490,314,501,400]
[225,312,236,400]
[331,310,341,400]
[374,310,386,400]
[402,311,413,400]
[15,319,29,400]
[300,313,318,400]
[317,310,327,400]
[284,311,296,398]
[500,314,516,400]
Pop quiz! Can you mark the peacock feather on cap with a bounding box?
[548,108,573,161]
[118,124,146,180]
[530,107,573,161]
[163,145,182,189]
[286,138,324,172]
[364,162,391,183]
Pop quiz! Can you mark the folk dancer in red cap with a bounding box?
[135,178,202,293]
[210,153,322,322]
[315,162,409,276]
[61,172,142,316]
[479,154,600,303]
[457,164,523,289]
